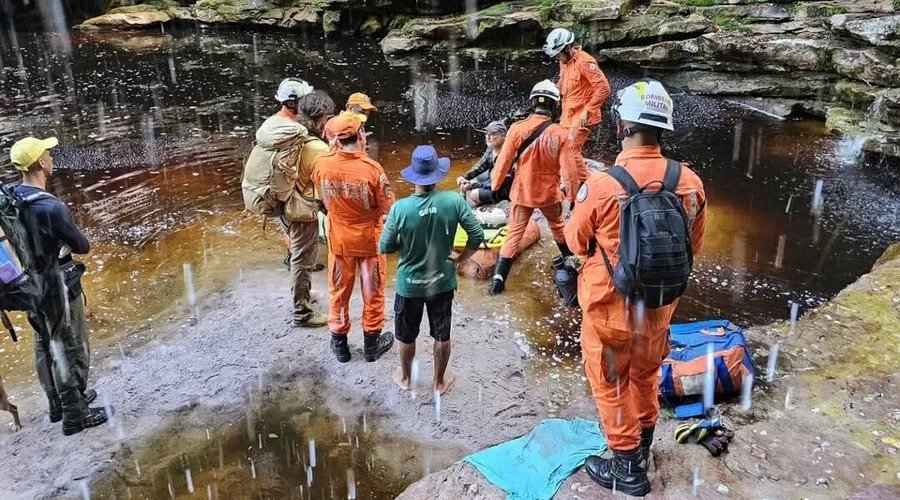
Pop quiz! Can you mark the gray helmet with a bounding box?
[543,28,575,57]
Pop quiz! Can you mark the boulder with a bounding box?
[832,48,900,87]
[661,70,837,99]
[569,0,631,22]
[380,34,431,55]
[586,14,713,48]
[840,15,900,47]
[78,5,171,29]
[647,1,792,23]
[322,10,341,34]
[359,16,382,35]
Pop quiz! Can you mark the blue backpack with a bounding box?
[659,320,756,414]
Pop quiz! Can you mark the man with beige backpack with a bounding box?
[241,78,328,328]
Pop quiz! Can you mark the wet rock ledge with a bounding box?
[79,1,900,158]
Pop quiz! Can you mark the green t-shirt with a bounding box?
[379,189,484,298]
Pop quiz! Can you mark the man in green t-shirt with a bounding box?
[380,145,484,395]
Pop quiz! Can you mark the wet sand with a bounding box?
[0,262,547,498]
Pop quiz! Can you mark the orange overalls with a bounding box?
[312,150,395,335]
[491,114,585,259]
[564,145,707,451]
[558,46,612,165]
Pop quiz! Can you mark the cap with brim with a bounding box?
[347,92,378,112]
[475,120,507,134]
[324,111,367,140]
[401,145,451,186]
[10,136,58,171]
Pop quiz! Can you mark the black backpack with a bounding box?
[0,183,50,340]
[598,159,693,309]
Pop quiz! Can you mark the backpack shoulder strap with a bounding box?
[21,191,55,205]
[662,159,683,192]
[605,165,640,196]
[513,119,554,165]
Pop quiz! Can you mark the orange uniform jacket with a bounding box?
[558,46,612,129]
[490,114,586,206]
[565,145,707,333]
[312,150,395,256]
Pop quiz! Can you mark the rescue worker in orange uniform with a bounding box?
[543,28,612,168]
[488,80,585,295]
[312,111,395,363]
[565,80,707,496]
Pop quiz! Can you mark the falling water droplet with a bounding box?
[185,468,195,493]
[692,466,701,496]
[811,179,824,215]
[774,235,787,269]
[766,343,780,382]
[346,468,357,499]
[741,372,754,411]
[308,439,317,468]
[410,359,420,399]
[703,342,715,410]
[434,391,442,423]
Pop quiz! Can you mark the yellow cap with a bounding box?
[10,137,58,171]
[346,92,378,112]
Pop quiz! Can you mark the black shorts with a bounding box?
[394,290,454,343]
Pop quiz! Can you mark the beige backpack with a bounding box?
[241,116,320,221]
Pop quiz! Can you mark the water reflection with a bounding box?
[0,28,897,406]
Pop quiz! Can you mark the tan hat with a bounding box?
[346,92,378,112]
[10,137,58,171]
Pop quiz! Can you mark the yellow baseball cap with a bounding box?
[10,136,58,171]
[346,92,378,112]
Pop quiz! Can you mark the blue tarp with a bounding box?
[465,418,607,500]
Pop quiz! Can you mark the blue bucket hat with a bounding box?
[401,145,451,186]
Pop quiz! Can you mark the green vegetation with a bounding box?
[671,0,728,6]
[713,14,745,30]
[820,5,849,17]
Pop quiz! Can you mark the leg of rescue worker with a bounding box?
[582,323,642,451]
[29,312,62,420]
[360,254,393,361]
[327,253,357,335]
[281,215,324,326]
[498,205,535,259]
[630,327,671,431]
[62,293,91,395]
[359,254,387,334]
[538,203,572,256]
[41,306,90,427]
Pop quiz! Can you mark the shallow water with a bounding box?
[1,26,898,495]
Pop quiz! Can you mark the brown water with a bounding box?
[1,26,898,496]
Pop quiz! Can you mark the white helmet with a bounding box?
[530,79,560,102]
[613,80,675,132]
[543,28,575,57]
[275,77,313,103]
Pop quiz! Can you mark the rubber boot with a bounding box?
[556,241,573,257]
[640,426,655,468]
[584,447,651,497]
[83,389,97,405]
[363,331,394,362]
[48,398,63,423]
[330,332,351,363]
[294,312,328,328]
[62,406,111,436]
[489,257,513,295]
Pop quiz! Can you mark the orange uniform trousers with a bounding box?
[582,322,670,451]
[499,203,566,259]
[327,253,387,335]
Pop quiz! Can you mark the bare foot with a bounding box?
[434,371,455,395]
[392,367,411,392]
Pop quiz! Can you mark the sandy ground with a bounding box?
[0,266,547,499]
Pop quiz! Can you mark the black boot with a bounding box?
[640,426,655,468]
[62,406,111,436]
[556,241,573,257]
[489,257,513,295]
[330,332,351,363]
[48,398,63,423]
[83,389,97,405]
[363,331,394,362]
[584,447,651,497]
